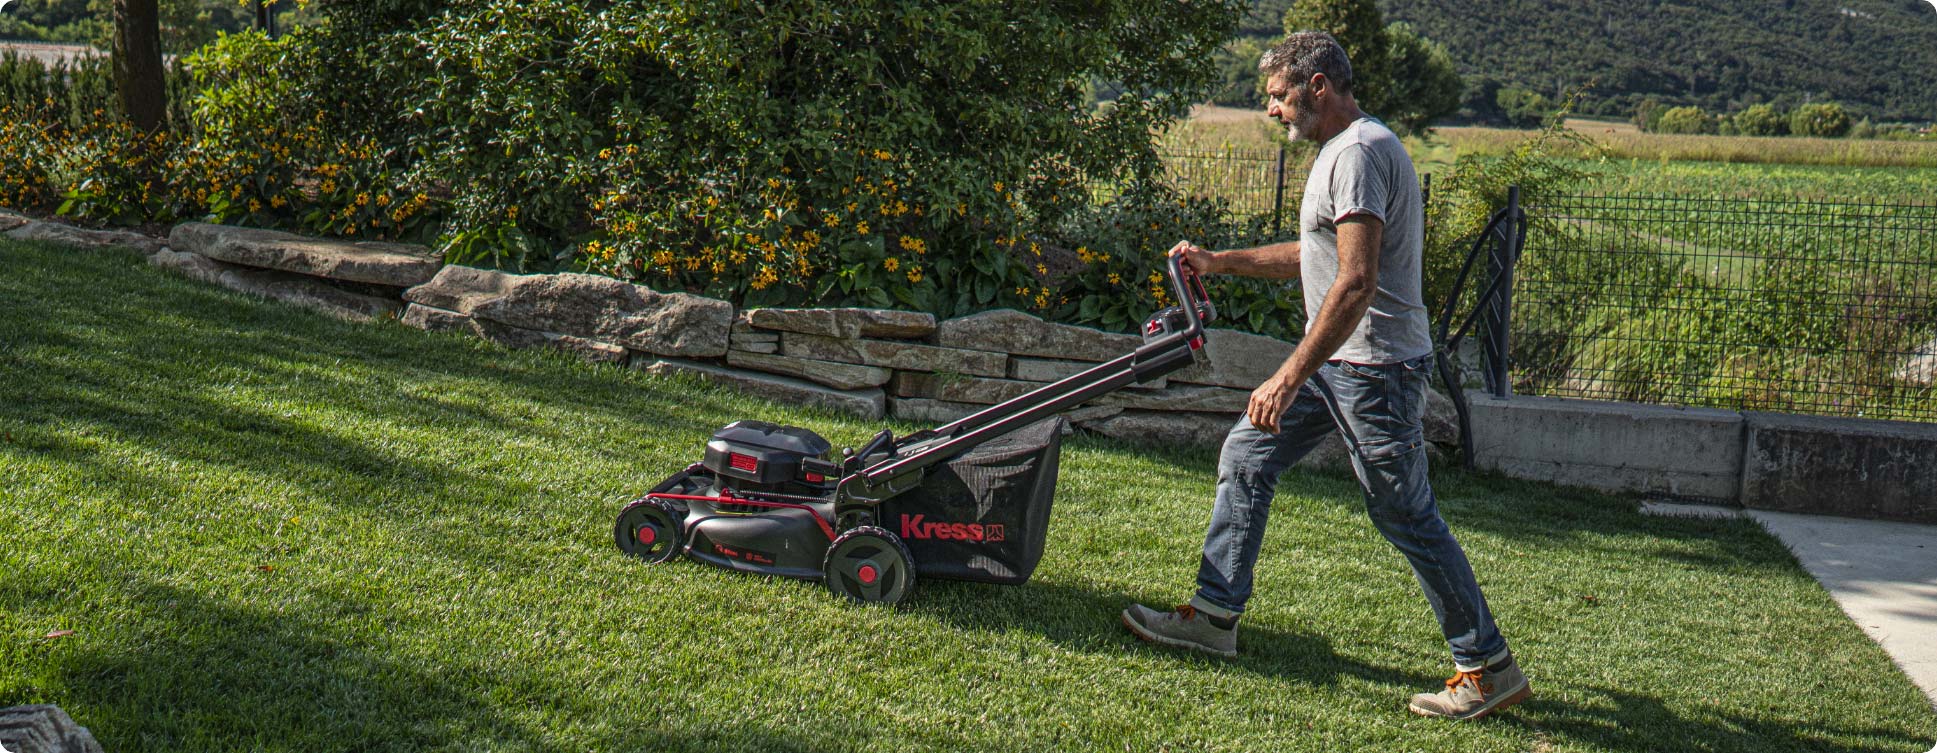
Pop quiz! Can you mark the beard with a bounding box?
[1283,89,1320,142]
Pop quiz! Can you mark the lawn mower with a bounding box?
[613,252,1216,604]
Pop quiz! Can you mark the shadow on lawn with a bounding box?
[36,577,846,753]
[1506,683,1934,753]
[909,578,1444,692]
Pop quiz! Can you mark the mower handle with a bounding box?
[1165,246,1217,331]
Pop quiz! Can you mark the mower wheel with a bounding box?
[614,498,684,564]
[822,526,916,605]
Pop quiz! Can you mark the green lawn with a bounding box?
[2,238,1933,752]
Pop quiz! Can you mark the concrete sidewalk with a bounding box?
[1747,510,1937,711]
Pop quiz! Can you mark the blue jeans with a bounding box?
[1190,356,1508,669]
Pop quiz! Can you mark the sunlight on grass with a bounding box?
[2,239,1933,752]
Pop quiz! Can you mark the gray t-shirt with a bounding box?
[1298,116,1432,364]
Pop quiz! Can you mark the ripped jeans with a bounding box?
[1189,355,1507,669]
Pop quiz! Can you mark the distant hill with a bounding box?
[1244,0,1937,122]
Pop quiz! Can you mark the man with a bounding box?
[1119,32,1530,721]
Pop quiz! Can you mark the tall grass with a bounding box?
[1439,125,1937,169]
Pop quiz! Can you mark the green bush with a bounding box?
[1653,106,1713,135]
[1790,102,1853,138]
[1731,104,1787,136]
[1381,22,1463,135]
[1424,89,1602,331]
[1495,87,1550,128]
[0,52,193,131]
[289,0,1248,323]
[1632,96,1664,132]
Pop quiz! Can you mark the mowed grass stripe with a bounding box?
[1,239,1932,752]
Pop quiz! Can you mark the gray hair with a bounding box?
[1259,31,1354,94]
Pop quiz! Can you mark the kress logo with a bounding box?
[899,514,1004,543]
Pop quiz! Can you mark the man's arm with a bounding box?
[1168,239,1301,280]
[1246,215,1382,433]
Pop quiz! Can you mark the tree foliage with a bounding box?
[1381,22,1461,135]
[1790,103,1854,138]
[1731,104,1788,137]
[185,0,1262,324]
[1653,106,1712,135]
[1495,87,1549,128]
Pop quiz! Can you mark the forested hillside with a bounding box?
[1244,0,1937,122]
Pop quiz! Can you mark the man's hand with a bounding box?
[1247,373,1303,434]
[1167,239,1219,276]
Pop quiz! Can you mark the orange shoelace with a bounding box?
[1445,669,1485,692]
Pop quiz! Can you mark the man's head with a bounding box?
[1258,32,1357,142]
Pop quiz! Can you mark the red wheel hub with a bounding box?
[636,526,657,546]
[857,564,879,585]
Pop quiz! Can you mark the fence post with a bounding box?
[1483,186,1523,398]
[1272,145,1287,238]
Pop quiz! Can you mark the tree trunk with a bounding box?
[112,0,167,132]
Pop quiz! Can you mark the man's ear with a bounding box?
[1308,72,1329,99]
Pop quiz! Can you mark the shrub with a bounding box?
[1653,106,1713,135]
[1381,22,1463,136]
[305,0,1246,321]
[1790,103,1853,138]
[1495,87,1550,128]
[1632,96,1664,132]
[1732,103,1787,136]
[1424,88,1603,329]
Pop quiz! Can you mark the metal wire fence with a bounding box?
[1160,147,1302,229]
[1512,193,1937,422]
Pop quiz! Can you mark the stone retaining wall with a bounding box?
[3,214,1462,467]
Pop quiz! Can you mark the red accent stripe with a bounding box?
[728,453,759,472]
[646,493,836,542]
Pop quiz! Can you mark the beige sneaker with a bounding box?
[1120,603,1238,658]
[1408,652,1532,720]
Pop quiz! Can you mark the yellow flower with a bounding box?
[599,148,613,160]
[248,199,262,212]
[377,194,391,206]
[1036,264,1047,275]
[884,257,899,272]
[653,250,674,266]
[1108,273,1121,285]
[873,149,892,161]
[906,267,923,283]
[823,214,841,228]
[803,230,822,245]
[855,221,870,235]
[345,224,357,235]
[507,205,520,221]
[319,179,336,194]
[356,192,370,207]
[992,181,1005,192]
